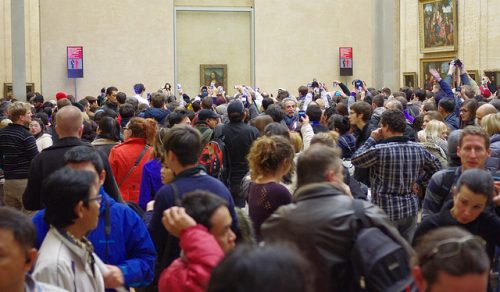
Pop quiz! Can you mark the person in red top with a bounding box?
[159,191,236,292]
[109,117,157,203]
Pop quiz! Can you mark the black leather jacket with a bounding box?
[261,182,412,292]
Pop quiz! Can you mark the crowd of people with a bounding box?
[1,58,500,292]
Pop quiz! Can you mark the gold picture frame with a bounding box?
[467,70,479,83]
[419,0,458,53]
[420,56,455,90]
[402,72,417,88]
[484,71,500,85]
[3,83,35,101]
[200,64,228,92]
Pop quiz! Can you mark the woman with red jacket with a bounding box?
[109,117,157,203]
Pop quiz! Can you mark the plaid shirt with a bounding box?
[351,136,442,220]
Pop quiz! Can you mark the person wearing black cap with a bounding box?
[215,101,259,207]
[194,109,220,146]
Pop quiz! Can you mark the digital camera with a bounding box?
[353,79,363,89]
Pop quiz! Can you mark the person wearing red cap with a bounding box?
[55,92,67,101]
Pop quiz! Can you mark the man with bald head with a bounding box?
[476,103,497,126]
[23,106,122,210]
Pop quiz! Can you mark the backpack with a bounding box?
[199,139,225,179]
[350,200,415,292]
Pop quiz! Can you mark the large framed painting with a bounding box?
[402,72,417,88]
[200,64,228,92]
[420,57,454,90]
[3,83,35,101]
[419,0,457,53]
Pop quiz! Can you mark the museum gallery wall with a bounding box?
[400,0,500,89]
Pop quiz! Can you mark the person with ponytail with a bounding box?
[109,117,157,203]
[328,114,356,159]
[246,135,295,240]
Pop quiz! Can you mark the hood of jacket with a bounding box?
[372,107,385,117]
[143,107,169,123]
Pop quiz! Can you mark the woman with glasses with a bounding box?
[414,169,500,261]
[29,118,52,152]
[109,117,157,204]
[459,99,478,129]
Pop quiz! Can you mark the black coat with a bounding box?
[415,201,500,260]
[262,182,410,292]
[218,122,259,188]
[23,137,122,210]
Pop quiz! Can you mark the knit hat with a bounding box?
[55,91,67,100]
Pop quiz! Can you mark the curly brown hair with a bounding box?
[247,135,294,181]
[127,117,158,145]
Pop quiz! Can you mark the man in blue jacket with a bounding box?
[32,146,156,290]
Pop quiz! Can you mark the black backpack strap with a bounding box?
[118,144,150,187]
[171,183,181,206]
[353,199,370,228]
[441,168,457,195]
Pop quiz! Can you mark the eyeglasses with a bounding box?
[419,235,486,267]
[86,195,103,204]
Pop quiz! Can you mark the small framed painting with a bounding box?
[200,64,228,92]
[403,72,417,88]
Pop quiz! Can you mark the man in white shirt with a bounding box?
[133,83,149,105]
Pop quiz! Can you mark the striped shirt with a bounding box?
[0,123,39,179]
[351,136,442,220]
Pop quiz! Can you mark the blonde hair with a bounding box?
[310,131,339,148]
[247,135,295,181]
[422,120,448,141]
[7,101,31,122]
[153,127,169,160]
[481,113,500,136]
[289,132,303,153]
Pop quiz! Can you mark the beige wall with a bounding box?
[0,0,41,97]
[254,0,381,95]
[3,0,435,100]
[400,0,500,88]
[39,0,174,99]
[35,0,390,99]
[176,10,252,96]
